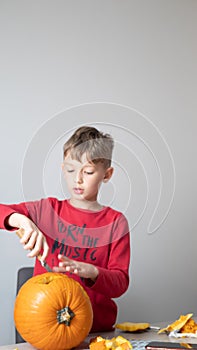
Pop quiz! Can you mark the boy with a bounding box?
[0,126,130,332]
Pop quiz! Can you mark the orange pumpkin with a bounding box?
[14,272,93,350]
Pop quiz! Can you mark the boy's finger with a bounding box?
[41,241,49,261]
[23,231,38,250]
[58,254,71,262]
[16,228,32,244]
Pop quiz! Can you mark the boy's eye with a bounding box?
[84,170,94,175]
[67,169,74,173]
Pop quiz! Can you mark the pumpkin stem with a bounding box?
[57,306,75,326]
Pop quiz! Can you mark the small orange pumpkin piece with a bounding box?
[14,272,93,350]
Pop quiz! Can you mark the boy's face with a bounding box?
[62,152,113,205]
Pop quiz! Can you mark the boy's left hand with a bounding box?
[53,254,98,282]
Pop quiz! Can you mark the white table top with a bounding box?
[1,324,197,349]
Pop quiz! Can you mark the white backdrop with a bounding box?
[0,0,197,345]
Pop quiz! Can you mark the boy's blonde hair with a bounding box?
[63,126,114,168]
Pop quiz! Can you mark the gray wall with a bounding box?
[0,0,197,345]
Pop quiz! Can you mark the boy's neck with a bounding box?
[69,198,104,212]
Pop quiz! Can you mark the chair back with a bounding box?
[15,267,34,343]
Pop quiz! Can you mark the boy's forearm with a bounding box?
[0,202,31,230]
[89,267,129,298]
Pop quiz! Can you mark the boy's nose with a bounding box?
[75,170,83,183]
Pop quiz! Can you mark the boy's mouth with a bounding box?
[73,187,84,195]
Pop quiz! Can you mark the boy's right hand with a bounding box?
[8,213,49,261]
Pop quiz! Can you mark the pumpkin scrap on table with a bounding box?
[89,335,132,350]
[158,313,197,334]
[14,272,93,350]
[115,322,150,332]
[181,318,197,334]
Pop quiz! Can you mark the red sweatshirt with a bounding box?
[0,198,130,332]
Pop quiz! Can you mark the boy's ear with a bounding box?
[103,167,114,183]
